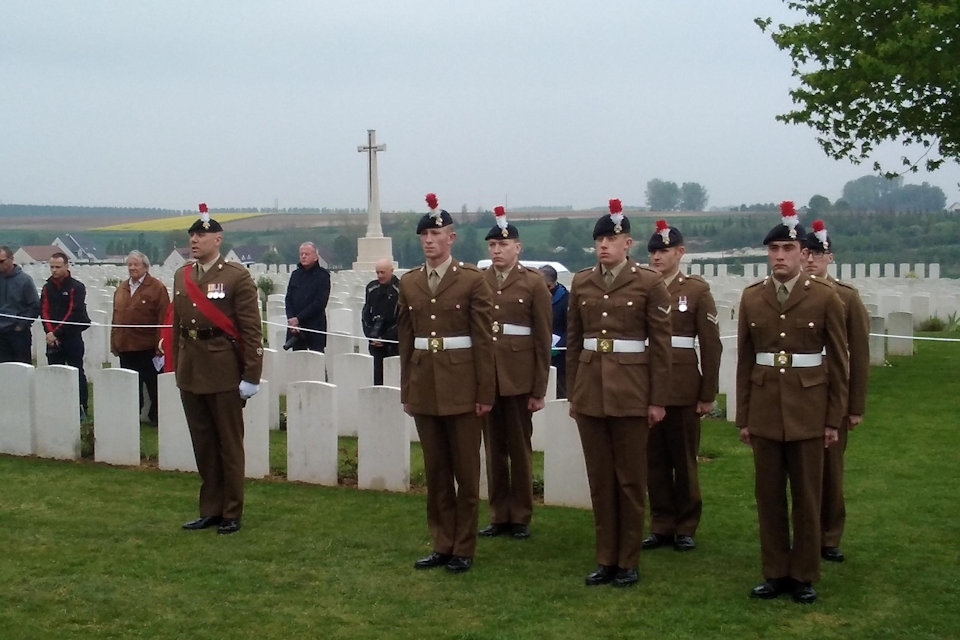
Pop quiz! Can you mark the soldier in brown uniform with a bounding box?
[398,193,495,573]
[643,220,722,553]
[567,199,672,588]
[478,206,552,540]
[737,202,848,603]
[803,219,870,564]
[172,205,263,535]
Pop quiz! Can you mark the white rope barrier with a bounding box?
[5,312,960,346]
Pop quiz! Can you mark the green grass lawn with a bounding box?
[2,335,959,639]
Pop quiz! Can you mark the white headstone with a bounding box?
[869,316,886,367]
[286,381,339,485]
[899,263,911,278]
[929,264,941,279]
[383,355,401,389]
[260,347,281,429]
[0,362,34,455]
[717,341,737,420]
[840,264,853,280]
[887,312,914,357]
[884,263,896,278]
[869,263,881,278]
[283,349,327,385]
[542,400,591,509]
[913,263,925,279]
[92,368,141,466]
[357,386,409,492]
[910,295,931,328]
[243,380,270,478]
[330,352,374,436]
[157,372,197,473]
[33,365,81,459]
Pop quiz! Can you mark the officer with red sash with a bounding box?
[172,204,263,535]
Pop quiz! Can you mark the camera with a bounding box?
[368,315,384,340]
[282,333,303,351]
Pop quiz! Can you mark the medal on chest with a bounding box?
[207,283,225,299]
[678,295,688,313]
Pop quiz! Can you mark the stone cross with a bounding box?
[357,129,386,239]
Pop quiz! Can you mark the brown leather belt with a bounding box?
[179,327,224,340]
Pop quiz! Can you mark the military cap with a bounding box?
[647,218,684,251]
[592,198,631,239]
[763,200,805,244]
[484,206,519,240]
[188,202,223,233]
[416,192,454,234]
[803,219,833,253]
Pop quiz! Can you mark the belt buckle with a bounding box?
[598,338,613,353]
[429,337,443,351]
[492,321,500,334]
[188,329,198,340]
[776,351,791,367]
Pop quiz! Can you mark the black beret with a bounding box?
[592,214,630,239]
[763,221,806,245]
[485,223,519,241]
[647,221,684,251]
[416,209,454,234]
[803,220,833,252]
[188,217,224,233]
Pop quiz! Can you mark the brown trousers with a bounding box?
[752,435,824,583]
[414,412,483,558]
[180,389,246,520]
[647,404,702,537]
[483,393,534,526]
[821,420,849,547]
[575,414,648,569]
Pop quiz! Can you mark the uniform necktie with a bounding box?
[604,270,615,288]
[428,269,440,294]
[777,283,789,306]
[496,271,505,286]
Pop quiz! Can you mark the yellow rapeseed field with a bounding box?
[92,212,264,231]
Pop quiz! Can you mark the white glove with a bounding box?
[239,380,260,400]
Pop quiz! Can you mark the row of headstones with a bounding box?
[0,359,591,508]
[693,262,942,280]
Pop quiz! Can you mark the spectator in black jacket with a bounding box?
[539,265,569,398]
[285,242,331,352]
[0,245,41,364]
[41,252,91,415]
[361,258,399,385]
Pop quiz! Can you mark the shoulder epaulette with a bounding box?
[745,276,768,289]
[455,261,481,272]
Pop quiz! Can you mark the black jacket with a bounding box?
[285,262,330,347]
[41,273,90,337]
[362,275,399,353]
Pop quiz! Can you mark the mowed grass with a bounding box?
[1,335,959,639]
[92,212,265,231]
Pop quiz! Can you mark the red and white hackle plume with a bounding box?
[656,219,671,245]
[494,206,509,237]
[779,200,800,239]
[425,193,442,225]
[608,198,624,231]
[198,202,210,227]
[812,219,829,250]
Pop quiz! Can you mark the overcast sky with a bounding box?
[2,1,957,213]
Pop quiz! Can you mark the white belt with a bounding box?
[756,352,823,367]
[583,338,646,353]
[500,323,531,336]
[414,336,473,350]
[671,336,696,348]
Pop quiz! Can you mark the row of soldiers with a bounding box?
[397,195,868,604]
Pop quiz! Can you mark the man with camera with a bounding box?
[362,258,399,385]
[284,242,330,352]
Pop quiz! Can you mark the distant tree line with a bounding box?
[645,179,709,211]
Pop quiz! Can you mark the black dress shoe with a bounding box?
[511,524,531,539]
[674,535,696,551]
[821,546,845,562]
[414,551,452,569]
[182,516,222,530]
[584,565,617,586]
[612,567,639,587]
[750,577,792,599]
[445,556,473,573]
[479,523,509,537]
[217,519,241,534]
[642,532,674,550]
[792,581,818,604]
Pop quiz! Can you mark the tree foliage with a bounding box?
[757,1,960,174]
[841,174,945,212]
[646,179,680,211]
[680,182,709,211]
